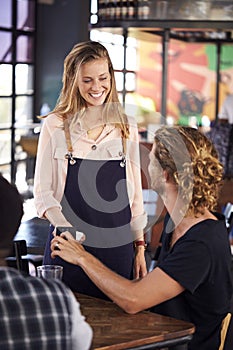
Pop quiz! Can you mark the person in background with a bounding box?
[51,126,233,350]
[0,174,92,350]
[218,93,233,124]
[34,41,147,299]
[217,93,233,245]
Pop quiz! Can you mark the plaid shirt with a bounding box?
[0,267,78,350]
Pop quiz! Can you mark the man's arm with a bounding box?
[51,233,184,314]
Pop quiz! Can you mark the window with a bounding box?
[0,0,36,185]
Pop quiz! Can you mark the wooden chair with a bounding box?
[6,240,43,275]
[219,294,233,350]
[219,313,233,350]
[6,240,29,273]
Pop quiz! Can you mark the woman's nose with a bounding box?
[91,79,101,90]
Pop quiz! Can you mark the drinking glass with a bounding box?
[37,265,63,280]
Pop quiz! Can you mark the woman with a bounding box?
[34,41,147,298]
[51,126,233,349]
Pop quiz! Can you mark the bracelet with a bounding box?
[134,240,147,249]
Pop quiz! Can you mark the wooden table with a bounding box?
[75,293,195,350]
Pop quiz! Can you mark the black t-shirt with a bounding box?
[152,214,233,350]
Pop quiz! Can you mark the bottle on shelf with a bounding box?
[115,0,122,19]
[98,0,116,20]
[128,0,138,19]
[105,0,111,20]
[98,0,107,20]
[121,0,128,19]
[98,0,139,21]
[137,0,150,19]
[109,0,117,20]
[155,0,168,19]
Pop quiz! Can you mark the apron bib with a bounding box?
[43,158,134,299]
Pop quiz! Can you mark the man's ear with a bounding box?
[163,170,170,182]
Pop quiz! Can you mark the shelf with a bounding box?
[91,20,233,43]
[92,19,233,31]
[90,15,233,122]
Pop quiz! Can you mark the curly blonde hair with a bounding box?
[40,41,129,139]
[153,126,223,216]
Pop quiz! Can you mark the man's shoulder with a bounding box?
[0,269,74,349]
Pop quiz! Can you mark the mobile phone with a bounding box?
[56,226,84,241]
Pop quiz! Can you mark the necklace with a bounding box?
[87,124,105,141]
[87,124,105,133]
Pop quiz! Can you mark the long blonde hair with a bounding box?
[41,41,129,139]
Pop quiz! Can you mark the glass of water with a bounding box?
[37,265,63,280]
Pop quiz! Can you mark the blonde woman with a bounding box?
[34,41,147,299]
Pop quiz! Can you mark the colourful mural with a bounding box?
[136,39,233,126]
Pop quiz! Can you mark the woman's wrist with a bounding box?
[134,240,147,250]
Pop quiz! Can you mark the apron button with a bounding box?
[91,144,97,150]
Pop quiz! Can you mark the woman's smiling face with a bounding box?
[78,58,111,107]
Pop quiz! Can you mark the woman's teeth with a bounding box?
[90,92,103,98]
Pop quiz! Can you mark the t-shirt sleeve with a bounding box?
[157,240,211,293]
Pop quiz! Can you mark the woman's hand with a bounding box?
[51,232,86,266]
[134,246,147,279]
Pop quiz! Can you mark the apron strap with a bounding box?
[122,136,127,155]
[63,116,127,158]
[63,116,73,154]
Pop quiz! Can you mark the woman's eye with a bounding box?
[82,76,108,83]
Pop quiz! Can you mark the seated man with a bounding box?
[51,126,233,350]
[0,174,92,349]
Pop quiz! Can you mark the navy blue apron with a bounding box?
[43,158,134,299]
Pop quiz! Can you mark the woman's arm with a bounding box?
[133,229,147,279]
[34,115,72,227]
[45,207,72,228]
[127,124,148,232]
[127,123,148,278]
